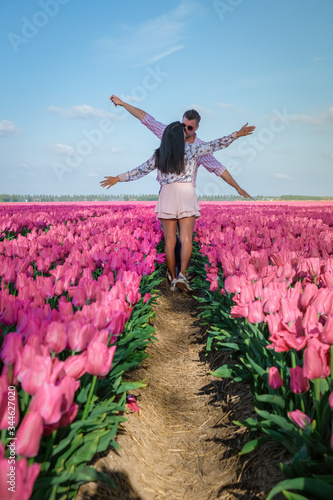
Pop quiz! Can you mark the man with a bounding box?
[109,94,252,199]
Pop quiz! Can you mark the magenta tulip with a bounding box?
[288,409,312,429]
[290,365,310,394]
[67,321,90,352]
[0,455,40,500]
[247,300,265,323]
[268,366,283,389]
[0,332,23,366]
[320,314,333,345]
[300,283,319,309]
[303,337,331,380]
[0,375,20,430]
[86,343,116,377]
[63,351,87,379]
[29,382,63,425]
[45,321,67,353]
[16,411,43,457]
[21,354,52,395]
[311,288,333,315]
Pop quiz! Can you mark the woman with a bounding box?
[100,121,255,291]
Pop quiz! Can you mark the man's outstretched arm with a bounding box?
[110,95,146,121]
[220,169,252,199]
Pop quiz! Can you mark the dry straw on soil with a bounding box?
[76,281,288,500]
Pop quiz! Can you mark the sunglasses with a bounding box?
[182,123,194,132]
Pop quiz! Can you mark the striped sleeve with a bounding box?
[141,113,166,140]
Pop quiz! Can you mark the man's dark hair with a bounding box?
[182,109,201,124]
[155,121,185,175]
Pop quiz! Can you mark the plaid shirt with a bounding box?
[118,114,236,186]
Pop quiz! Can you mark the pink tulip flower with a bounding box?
[320,314,333,345]
[67,321,90,352]
[0,376,20,430]
[86,343,116,377]
[20,354,53,395]
[45,321,67,353]
[300,283,319,309]
[29,382,63,425]
[268,366,283,389]
[288,409,312,429]
[290,365,310,393]
[280,297,301,323]
[63,351,87,379]
[0,455,40,500]
[16,411,43,457]
[0,332,23,366]
[303,337,331,380]
[247,300,265,323]
[230,304,249,319]
[311,288,333,316]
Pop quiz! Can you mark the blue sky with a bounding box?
[1,0,332,198]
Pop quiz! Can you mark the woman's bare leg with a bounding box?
[178,216,196,275]
[160,219,178,280]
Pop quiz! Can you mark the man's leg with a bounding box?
[160,219,178,280]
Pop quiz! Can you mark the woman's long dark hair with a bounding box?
[155,121,185,175]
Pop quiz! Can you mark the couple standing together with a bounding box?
[100,96,255,292]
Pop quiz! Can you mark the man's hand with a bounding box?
[100,176,119,189]
[236,123,256,138]
[110,95,123,107]
[237,186,253,199]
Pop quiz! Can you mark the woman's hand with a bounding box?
[100,176,119,189]
[236,123,256,138]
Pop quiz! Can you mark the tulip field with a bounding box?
[1,201,333,499]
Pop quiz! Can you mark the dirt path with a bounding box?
[77,281,286,500]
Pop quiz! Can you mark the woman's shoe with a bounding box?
[170,278,178,292]
[176,272,193,292]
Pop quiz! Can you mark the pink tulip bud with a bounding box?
[268,366,283,389]
[329,391,333,409]
[288,409,312,429]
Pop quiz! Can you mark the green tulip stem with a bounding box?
[290,350,296,369]
[313,378,321,424]
[82,375,97,421]
[42,429,57,470]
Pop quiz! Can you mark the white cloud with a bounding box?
[0,120,21,137]
[93,0,202,67]
[142,45,185,66]
[50,143,77,156]
[273,173,293,180]
[288,107,333,126]
[216,102,234,110]
[190,104,213,116]
[47,105,117,120]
